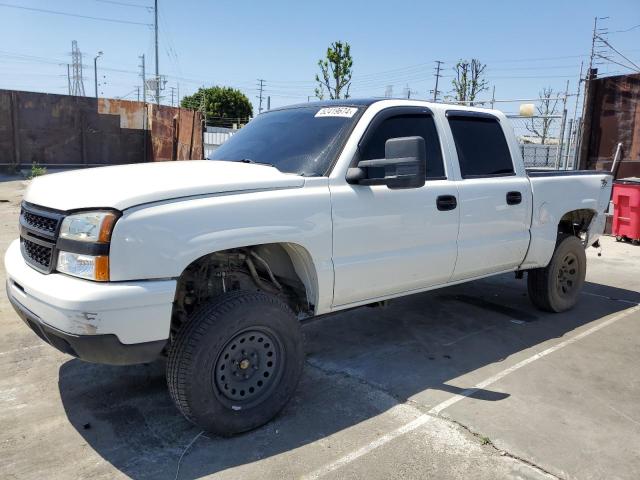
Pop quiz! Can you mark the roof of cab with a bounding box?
[270,97,499,113]
[269,98,380,112]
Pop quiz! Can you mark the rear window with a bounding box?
[448,115,514,178]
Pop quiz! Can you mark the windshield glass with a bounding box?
[208,105,362,176]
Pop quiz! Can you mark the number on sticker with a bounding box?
[315,107,358,118]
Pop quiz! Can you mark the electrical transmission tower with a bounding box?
[70,40,86,96]
[431,60,444,102]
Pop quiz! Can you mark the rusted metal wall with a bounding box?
[579,73,640,179]
[0,89,203,169]
[148,104,203,161]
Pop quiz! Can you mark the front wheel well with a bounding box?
[170,243,316,343]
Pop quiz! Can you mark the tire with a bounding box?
[167,290,304,436]
[527,235,586,313]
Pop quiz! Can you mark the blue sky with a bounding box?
[0,0,638,114]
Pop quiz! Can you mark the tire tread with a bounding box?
[166,290,297,427]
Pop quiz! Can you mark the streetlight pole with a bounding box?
[94,51,103,98]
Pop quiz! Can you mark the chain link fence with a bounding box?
[508,115,560,168]
[507,114,578,169]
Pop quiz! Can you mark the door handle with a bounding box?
[506,191,522,205]
[436,195,457,211]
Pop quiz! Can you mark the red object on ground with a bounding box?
[612,179,640,243]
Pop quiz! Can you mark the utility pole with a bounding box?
[267,96,271,111]
[404,85,416,99]
[94,51,103,99]
[136,86,140,102]
[556,80,570,168]
[67,64,71,95]
[154,0,160,105]
[139,54,147,161]
[199,85,207,125]
[257,79,265,114]
[432,60,444,102]
[170,86,176,106]
[490,85,496,109]
[139,55,146,105]
[578,17,607,170]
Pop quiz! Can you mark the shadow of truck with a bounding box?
[58,274,638,479]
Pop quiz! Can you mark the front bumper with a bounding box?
[4,239,177,365]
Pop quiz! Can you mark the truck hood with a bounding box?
[24,160,305,211]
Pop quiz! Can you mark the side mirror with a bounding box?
[346,136,426,189]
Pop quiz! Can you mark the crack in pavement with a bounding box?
[305,358,561,479]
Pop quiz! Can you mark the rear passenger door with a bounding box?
[447,111,531,281]
[330,107,460,306]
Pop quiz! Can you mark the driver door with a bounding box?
[330,107,460,307]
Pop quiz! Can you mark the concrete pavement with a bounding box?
[1,178,638,479]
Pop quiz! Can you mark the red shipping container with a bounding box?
[612,178,640,245]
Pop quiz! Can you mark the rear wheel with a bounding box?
[527,235,586,312]
[167,290,304,436]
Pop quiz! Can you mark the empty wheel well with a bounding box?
[170,243,316,342]
[557,209,596,241]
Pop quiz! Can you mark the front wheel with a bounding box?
[527,235,586,312]
[167,290,304,436]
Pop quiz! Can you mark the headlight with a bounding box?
[57,252,110,281]
[56,210,118,281]
[59,211,117,243]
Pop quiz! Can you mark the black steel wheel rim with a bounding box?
[213,327,284,406]
[556,252,579,297]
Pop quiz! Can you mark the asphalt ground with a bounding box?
[1,177,638,480]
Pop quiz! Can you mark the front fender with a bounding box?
[108,182,335,313]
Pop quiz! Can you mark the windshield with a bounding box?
[208,105,362,176]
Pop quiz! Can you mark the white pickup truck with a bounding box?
[5,99,612,435]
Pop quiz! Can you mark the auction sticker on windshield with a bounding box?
[315,107,358,118]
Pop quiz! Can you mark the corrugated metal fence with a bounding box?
[203,126,236,158]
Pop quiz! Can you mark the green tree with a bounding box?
[315,41,353,100]
[451,59,489,106]
[181,86,253,127]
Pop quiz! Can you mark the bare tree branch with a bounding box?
[452,58,489,105]
[524,87,559,144]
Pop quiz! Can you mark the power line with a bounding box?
[595,55,638,73]
[610,24,640,34]
[94,0,152,9]
[595,35,640,71]
[0,2,153,26]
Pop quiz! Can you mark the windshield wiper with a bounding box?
[237,158,277,168]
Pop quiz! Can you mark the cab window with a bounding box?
[359,114,446,179]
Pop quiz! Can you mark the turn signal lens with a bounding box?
[57,251,110,281]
